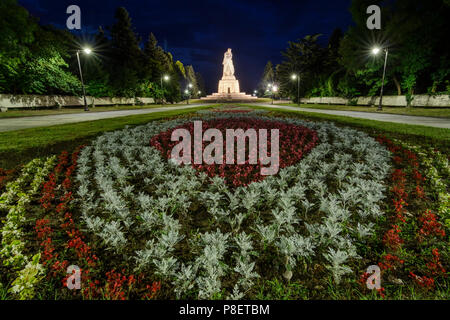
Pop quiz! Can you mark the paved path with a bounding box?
[0,104,208,132]
[251,103,450,129]
[1,103,449,132]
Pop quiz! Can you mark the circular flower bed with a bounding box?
[74,113,391,299]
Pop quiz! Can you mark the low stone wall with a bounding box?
[0,94,155,111]
[300,94,450,107]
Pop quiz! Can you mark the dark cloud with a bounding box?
[18,0,353,93]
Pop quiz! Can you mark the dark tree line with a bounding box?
[259,0,450,104]
[0,1,204,102]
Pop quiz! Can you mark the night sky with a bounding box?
[18,0,353,94]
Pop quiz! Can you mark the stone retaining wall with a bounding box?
[300,94,450,107]
[0,94,155,111]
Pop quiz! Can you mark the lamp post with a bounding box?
[161,74,169,104]
[185,85,192,105]
[372,47,389,111]
[291,74,300,106]
[76,48,92,111]
[271,85,278,105]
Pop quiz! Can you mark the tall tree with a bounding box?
[257,61,275,96]
[19,25,81,95]
[0,0,36,93]
[85,27,114,97]
[109,7,143,97]
[195,72,206,97]
[339,0,450,99]
[143,33,164,82]
[185,65,199,98]
[276,34,328,101]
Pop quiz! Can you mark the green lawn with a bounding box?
[276,103,450,118]
[0,104,186,119]
[245,104,450,153]
[0,105,215,169]
[1,103,449,169]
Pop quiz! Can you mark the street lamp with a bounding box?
[161,74,169,104]
[291,74,301,106]
[185,89,190,104]
[271,84,278,105]
[76,47,92,111]
[372,46,389,111]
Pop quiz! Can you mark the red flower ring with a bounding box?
[150,118,319,187]
[211,109,253,113]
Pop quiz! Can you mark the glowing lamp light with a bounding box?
[83,48,92,55]
[372,47,381,55]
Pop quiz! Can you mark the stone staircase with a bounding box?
[201,92,256,102]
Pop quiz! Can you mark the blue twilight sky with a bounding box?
[18,0,354,94]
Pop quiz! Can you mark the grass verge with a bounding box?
[245,104,450,153]
[0,105,215,169]
[0,104,185,119]
[276,103,450,118]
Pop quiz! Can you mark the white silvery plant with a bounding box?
[323,247,353,284]
[233,260,259,289]
[355,222,375,238]
[172,263,198,299]
[234,232,254,258]
[301,199,314,219]
[153,256,178,278]
[227,284,245,300]
[276,234,315,275]
[98,220,127,251]
[242,188,261,214]
[255,223,277,245]
[82,213,104,233]
[160,229,184,251]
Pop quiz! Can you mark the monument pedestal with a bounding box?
[218,76,240,94]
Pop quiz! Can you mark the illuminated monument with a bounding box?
[201,48,254,101]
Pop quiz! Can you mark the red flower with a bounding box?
[409,272,435,289]
[418,210,446,239]
[150,118,318,187]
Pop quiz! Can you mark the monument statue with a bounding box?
[223,48,235,78]
[201,48,253,101]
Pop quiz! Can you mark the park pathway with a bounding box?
[251,103,450,129]
[0,104,209,132]
[1,103,449,132]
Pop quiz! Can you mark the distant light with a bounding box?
[185,89,189,94]
[188,83,193,88]
[372,47,381,55]
[273,85,278,92]
[198,91,201,94]
[164,75,170,81]
[83,48,92,55]
[291,74,297,80]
